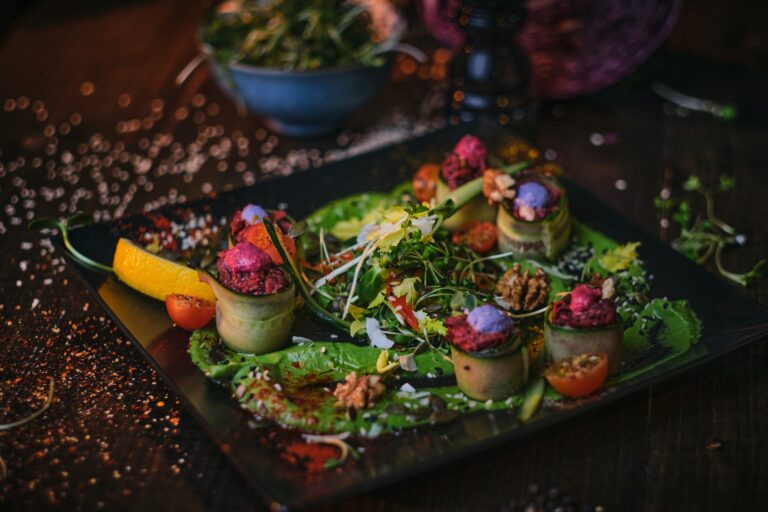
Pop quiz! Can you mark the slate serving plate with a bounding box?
[57,120,768,510]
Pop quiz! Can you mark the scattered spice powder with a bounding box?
[281,442,340,473]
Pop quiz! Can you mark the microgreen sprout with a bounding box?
[655,174,765,287]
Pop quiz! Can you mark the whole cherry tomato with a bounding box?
[165,294,215,331]
[452,221,498,254]
[545,353,609,398]
[412,163,440,203]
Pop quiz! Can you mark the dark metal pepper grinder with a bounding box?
[448,0,532,126]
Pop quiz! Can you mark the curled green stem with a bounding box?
[0,377,55,431]
[263,220,350,331]
[695,242,716,265]
[507,306,548,319]
[301,435,360,469]
[29,215,113,273]
[714,242,767,287]
[703,190,737,236]
[61,225,113,272]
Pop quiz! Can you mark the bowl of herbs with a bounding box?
[202,0,405,137]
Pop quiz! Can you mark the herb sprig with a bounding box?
[204,0,394,71]
[656,174,765,287]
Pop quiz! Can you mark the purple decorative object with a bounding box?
[417,0,682,99]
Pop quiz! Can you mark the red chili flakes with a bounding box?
[281,442,339,473]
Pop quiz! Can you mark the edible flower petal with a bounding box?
[398,353,418,372]
[366,317,394,349]
[418,315,447,336]
[393,277,420,305]
[598,242,641,273]
[411,215,437,237]
[376,350,399,373]
[241,204,269,225]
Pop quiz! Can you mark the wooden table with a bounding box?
[1,1,766,510]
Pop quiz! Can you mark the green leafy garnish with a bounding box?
[392,277,420,304]
[203,0,397,71]
[358,264,385,304]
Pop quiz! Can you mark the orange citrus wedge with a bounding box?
[112,237,216,303]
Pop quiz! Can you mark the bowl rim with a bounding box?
[227,58,387,76]
[201,43,388,76]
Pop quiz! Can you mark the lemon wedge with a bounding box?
[112,237,215,303]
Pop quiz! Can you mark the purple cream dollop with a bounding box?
[467,304,515,334]
[514,181,551,209]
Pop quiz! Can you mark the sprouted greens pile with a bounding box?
[203,0,400,70]
[264,163,531,352]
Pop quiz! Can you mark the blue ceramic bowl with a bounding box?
[208,55,390,137]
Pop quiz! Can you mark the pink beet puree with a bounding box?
[453,135,487,170]
[551,284,617,328]
[217,242,287,295]
[441,135,487,189]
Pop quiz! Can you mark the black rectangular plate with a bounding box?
[59,120,768,510]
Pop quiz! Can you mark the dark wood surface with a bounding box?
[1,1,766,510]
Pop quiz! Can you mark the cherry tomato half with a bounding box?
[165,294,216,331]
[412,163,440,203]
[544,352,609,398]
[452,221,498,254]
[244,222,296,265]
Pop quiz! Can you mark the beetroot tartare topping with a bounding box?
[446,305,516,353]
[217,242,287,295]
[441,135,487,190]
[454,135,487,170]
[551,284,617,329]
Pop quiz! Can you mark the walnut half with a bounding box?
[496,263,551,312]
[333,372,386,411]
